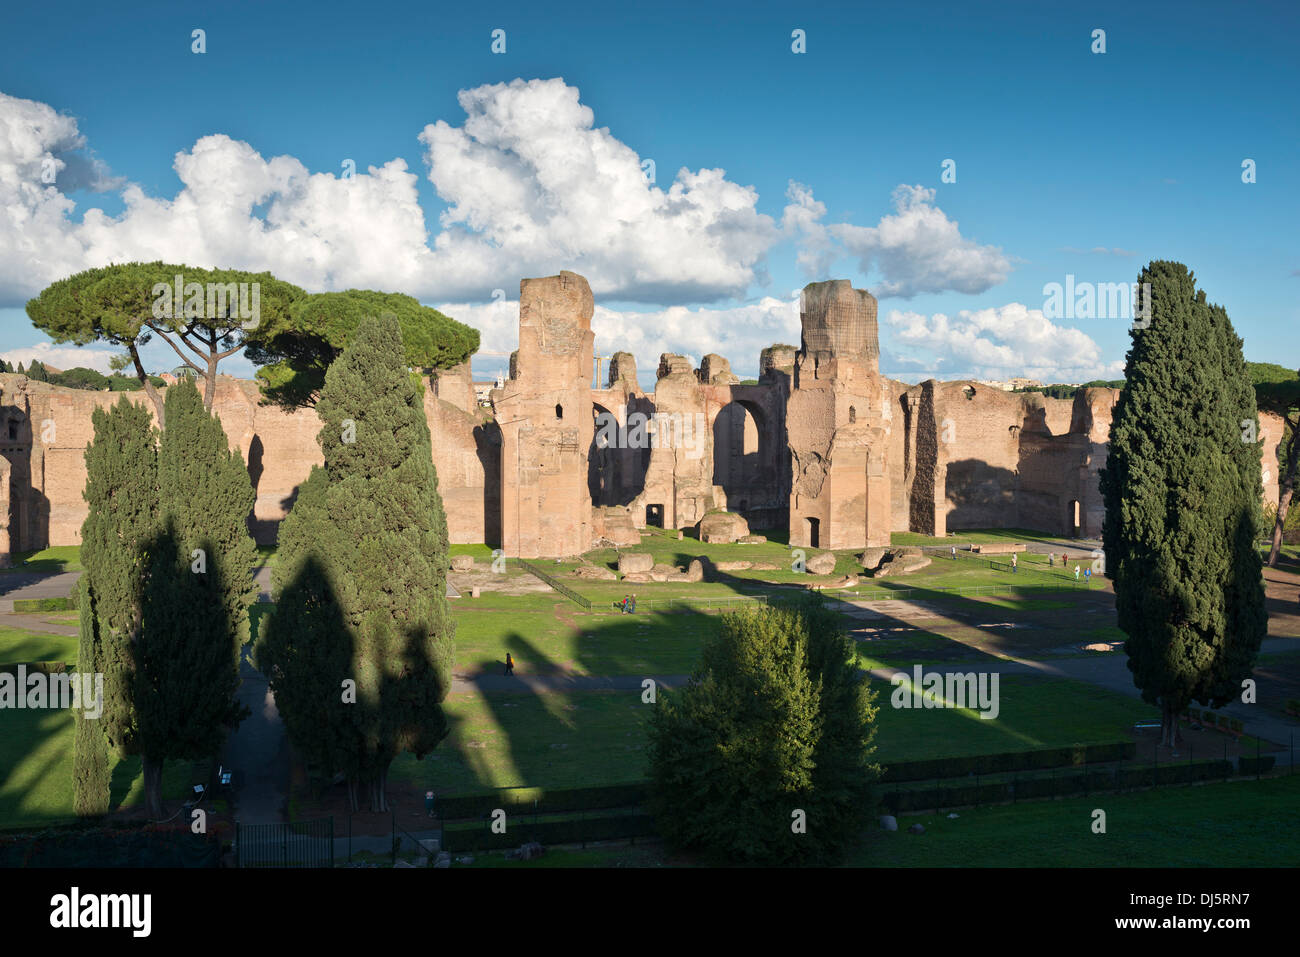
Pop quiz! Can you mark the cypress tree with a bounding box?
[256,314,454,812]
[72,579,111,817]
[647,600,875,865]
[1100,262,1267,746]
[135,380,253,816]
[79,397,159,758]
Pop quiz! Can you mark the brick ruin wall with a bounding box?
[0,274,1286,560]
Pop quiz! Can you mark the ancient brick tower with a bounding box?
[491,271,595,558]
[787,279,893,550]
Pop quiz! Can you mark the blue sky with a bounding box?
[1,0,1296,388]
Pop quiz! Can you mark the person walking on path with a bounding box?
[619,595,628,614]
[951,545,957,560]
[1074,564,1081,581]
[1084,567,1092,585]
[1048,552,1054,567]
[1011,552,1018,573]
[629,594,637,614]
[504,653,515,676]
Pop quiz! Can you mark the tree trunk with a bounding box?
[203,354,218,411]
[1267,422,1298,567]
[130,344,165,427]
[1160,702,1181,749]
[368,765,390,813]
[143,756,165,819]
[346,775,360,814]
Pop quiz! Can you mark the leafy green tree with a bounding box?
[72,579,111,817]
[26,262,304,422]
[79,396,160,756]
[648,598,878,865]
[255,314,455,811]
[133,379,255,816]
[1100,262,1267,747]
[26,359,49,382]
[247,290,478,410]
[53,367,112,391]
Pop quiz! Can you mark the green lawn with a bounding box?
[0,625,77,665]
[1,546,83,574]
[457,775,1300,868]
[0,706,194,828]
[454,601,719,676]
[851,774,1300,867]
[868,674,1153,762]
[390,688,652,794]
[389,673,1157,798]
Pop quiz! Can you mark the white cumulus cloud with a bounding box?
[883,303,1124,383]
[825,185,1010,298]
[0,341,121,373]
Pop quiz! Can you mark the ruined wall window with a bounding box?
[555,403,563,420]
[849,406,856,424]
[7,422,16,441]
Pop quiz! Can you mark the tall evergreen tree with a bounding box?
[134,380,254,816]
[1100,262,1267,746]
[72,579,111,817]
[79,397,159,757]
[256,314,454,812]
[155,378,259,647]
[648,599,878,865]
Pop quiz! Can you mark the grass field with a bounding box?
[390,688,652,793]
[0,546,84,574]
[0,706,194,828]
[0,625,77,665]
[384,674,1157,797]
[852,774,1300,867]
[460,775,1300,868]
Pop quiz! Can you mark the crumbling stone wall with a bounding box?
[787,280,892,550]
[3,273,1287,563]
[491,271,595,558]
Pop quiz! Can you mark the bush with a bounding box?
[879,742,1136,783]
[11,597,74,613]
[648,598,880,866]
[437,782,647,821]
[1238,756,1276,776]
[441,811,657,853]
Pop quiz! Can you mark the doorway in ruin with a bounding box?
[713,399,776,526]
[1068,499,1081,537]
[588,403,648,507]
[645,504,664,528]
[804,516,820,548]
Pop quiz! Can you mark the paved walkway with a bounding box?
[222,653,290,824]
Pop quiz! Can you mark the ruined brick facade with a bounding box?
[0,273,1286,561]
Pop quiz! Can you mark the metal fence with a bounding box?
[517,558,592,609]
[236,817,334,868]
[881,736,1288,815]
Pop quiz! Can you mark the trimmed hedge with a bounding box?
[882,759,1233,813]
[11,597,75,613]
[879,741,1136,783]
[441,811,657,853]
[1238,756,1276,776]
[437,782,648,822]
[0,661,69,677]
